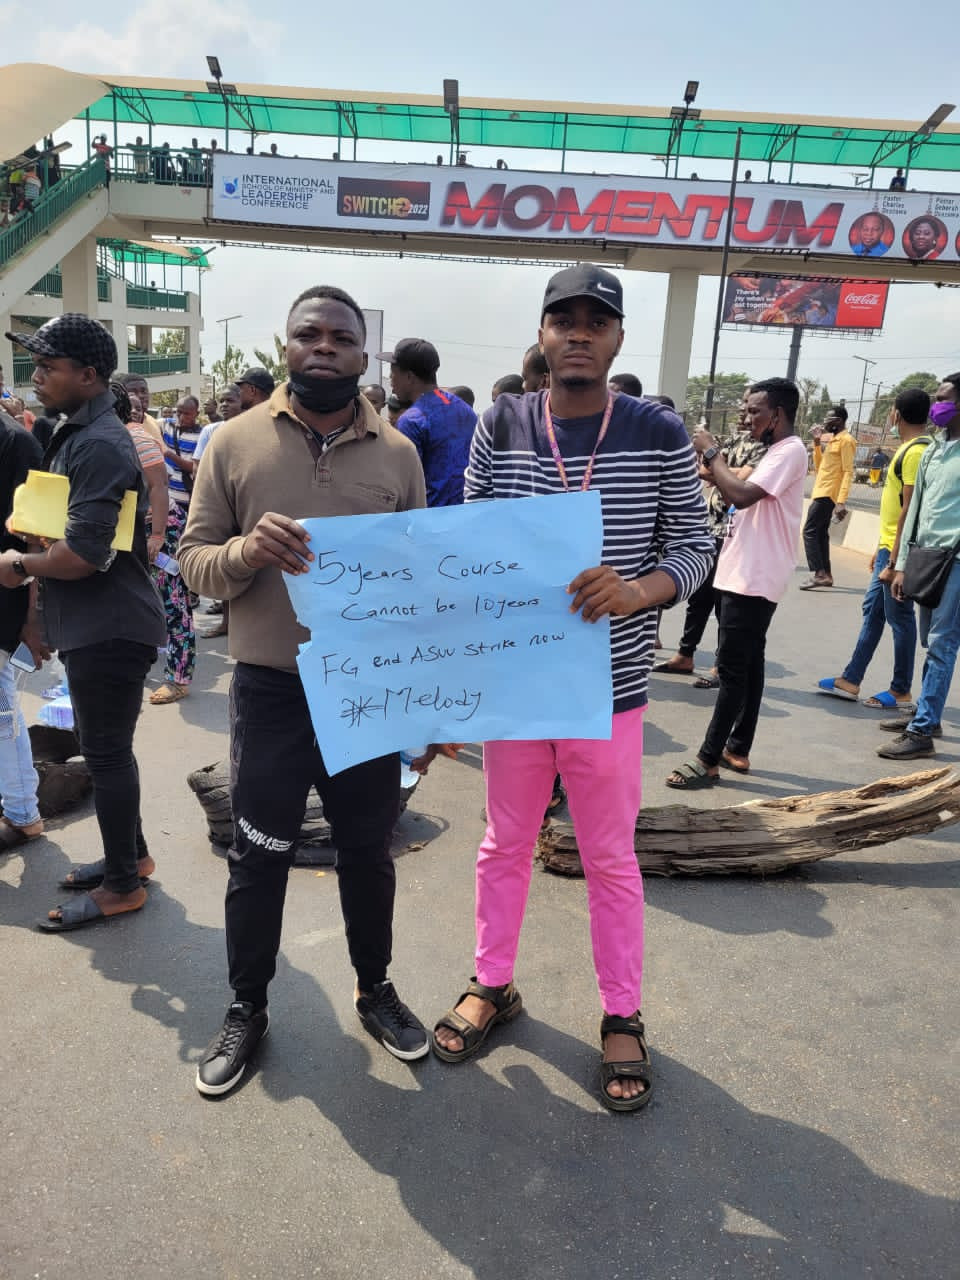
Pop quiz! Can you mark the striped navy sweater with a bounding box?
[465,390,714,713]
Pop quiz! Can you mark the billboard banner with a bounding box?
[722,274,889,330]
[211,155,960,263]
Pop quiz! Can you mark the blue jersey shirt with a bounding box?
[396,387,476,507]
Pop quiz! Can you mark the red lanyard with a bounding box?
[543,392,614,492]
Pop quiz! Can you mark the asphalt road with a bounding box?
[2,544,957,1280]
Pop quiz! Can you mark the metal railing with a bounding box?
[127,352,189,376]
[112,147,213,188]
[126,284,189,311]
[0,158,107,271]
[28,270,114,301]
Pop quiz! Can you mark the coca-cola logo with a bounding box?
[843,291,881,306]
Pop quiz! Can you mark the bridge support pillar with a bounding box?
[657,269,699,413]
[60,236,99,317]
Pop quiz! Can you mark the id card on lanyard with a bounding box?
[543,392,614,492]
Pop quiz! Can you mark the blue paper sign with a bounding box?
[285,490,613,774]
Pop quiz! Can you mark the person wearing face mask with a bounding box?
[179,285,428,1097]
[666,379,808,787]
[815,388,932,713]
[879,373,960,759]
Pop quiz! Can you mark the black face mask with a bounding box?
[288,370,361,414]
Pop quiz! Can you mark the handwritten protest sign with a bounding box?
[285,491,613,774]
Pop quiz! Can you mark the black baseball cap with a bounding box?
[236,366,276,394]
[376,338,440,380]
[5,313,118,380]
[541,264,625,319]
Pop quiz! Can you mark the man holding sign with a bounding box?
[180,286,429,1095]
[427,265,714,1110]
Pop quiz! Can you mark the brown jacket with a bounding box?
[179,387,426,670]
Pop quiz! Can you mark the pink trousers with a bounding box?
[475,707,645,1017]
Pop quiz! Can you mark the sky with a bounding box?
[5,0,960,410]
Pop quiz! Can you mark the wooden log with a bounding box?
[536,768,960,877]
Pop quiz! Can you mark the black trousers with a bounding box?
[63,639,156,894]
[803,497,835,575]
[225,663,401,1009]
[698,591,777,767]
[678,537,723,658]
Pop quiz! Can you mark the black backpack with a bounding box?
[894,436,932,505]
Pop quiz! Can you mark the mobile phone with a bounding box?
[153,551,180,575]
[9,642,37,672]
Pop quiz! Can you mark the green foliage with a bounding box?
[797,377,821,432]
[154,328,186,356]
[252,333,287,383]
[211,343,248,390]
[870,371,940,427]
[685,372,751,426]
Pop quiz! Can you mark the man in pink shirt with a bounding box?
[666,378,808,787]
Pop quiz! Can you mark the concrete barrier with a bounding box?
[800,499,879,559]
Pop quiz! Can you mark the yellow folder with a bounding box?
[10,470,137,552]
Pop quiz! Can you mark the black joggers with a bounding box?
[803,497,835,576]
[63,639,156,894]
[698,591,777,767]
[225,662,402,1010]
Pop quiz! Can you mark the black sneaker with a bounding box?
[876,731,935,760]
[355,981,428,1061]
[879,717,942,737]
[195,1001,269,1096]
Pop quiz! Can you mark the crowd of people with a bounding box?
[0,272,957,1116]
[0,136,65,225]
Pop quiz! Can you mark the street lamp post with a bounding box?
[666,80,700,180]
[853,355,877,439]
[217,314,242,375]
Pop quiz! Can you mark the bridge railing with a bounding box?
[0,158,107,271]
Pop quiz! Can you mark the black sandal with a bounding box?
[432,978,523,1063]
[599,1011,653,1112]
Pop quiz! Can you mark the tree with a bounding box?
[211,343,248,390]
[810,384,834,428]
[155,328,186,356]
[150,329,188,408]
[252,333,287,383]
[684,372,751,428]
[797,377,821,434]
[870,371,940,428]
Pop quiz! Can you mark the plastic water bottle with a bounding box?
[399,746,426,789]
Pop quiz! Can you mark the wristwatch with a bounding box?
[702,446,721,465]
[11,557,30,579]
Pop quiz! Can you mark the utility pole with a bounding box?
[853,355,876,440]
[706,128,742,425]
[217,313,242,372]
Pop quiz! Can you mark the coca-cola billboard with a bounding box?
[722,273,889,332]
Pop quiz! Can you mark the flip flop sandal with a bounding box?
[149,683,188,705]
[58,856,154,891]
[720,752,750,775]
[651,661,695,676]
[862,691,916,712]
[816,678,858,701]
[37,891,144,933]
[665,761,719,790]
[693,675,720,690]
[599,1011,653,1112]
[432,978,523,1063]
